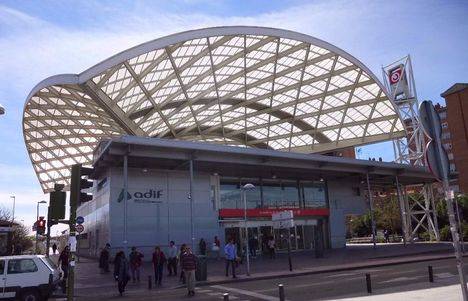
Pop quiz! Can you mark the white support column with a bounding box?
[189,158,195,251]
[123,153,128,254]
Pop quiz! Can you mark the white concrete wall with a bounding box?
[327,178,367,248]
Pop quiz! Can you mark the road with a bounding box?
[55,258,465,300]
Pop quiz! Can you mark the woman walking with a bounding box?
[152,246,166,286]
[114,251,129,296]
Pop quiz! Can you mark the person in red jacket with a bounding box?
[152,246,166,286]
[180,247,197,296]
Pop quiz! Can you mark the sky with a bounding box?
[0,0,467,234]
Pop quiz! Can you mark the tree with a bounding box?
[0,206,33,254]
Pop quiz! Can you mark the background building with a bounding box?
[441,83,468,193]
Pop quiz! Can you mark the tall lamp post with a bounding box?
[242,183,255,276]
[9,196,15,255]
[36,200,47,254]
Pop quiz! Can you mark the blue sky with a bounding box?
[0,0,467,233]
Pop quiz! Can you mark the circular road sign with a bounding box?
[76,216,84,224]
[76,224,84,233]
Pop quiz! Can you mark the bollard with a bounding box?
[428,265,434,283]
[148,275,152,290]
[223,293,229,301]
[365,273,372,294]
[278,284,285,301]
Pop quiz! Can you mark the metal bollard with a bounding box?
[366,273,372,294]
[428,266,434,283]
[279,284,285,301]
[148,275,152,290]
[223,293,229,301]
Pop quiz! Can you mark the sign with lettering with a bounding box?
[117,188,164,204]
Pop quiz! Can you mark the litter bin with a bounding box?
[195,255,207,281]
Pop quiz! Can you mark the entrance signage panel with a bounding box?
[219,208,329,218]
[272,210,294,229]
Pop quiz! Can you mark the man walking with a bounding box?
[129,246,144,283]
[99,243,111,273]
[52,243,57,255]
[58,246,70,293]
[152,246,166,286]
[180,247,197,297]
[167,241,178,276]
[224,238,237,278]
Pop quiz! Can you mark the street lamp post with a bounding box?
[9,196,15,254]
[242,183,255,276]
[36,200,47,254]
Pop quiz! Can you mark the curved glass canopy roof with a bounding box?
[23,26,405,192]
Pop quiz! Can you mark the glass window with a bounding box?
[303,184,326,208]
[262,183,282,207]
[0,260,4,275]
[7,259,38,274]
[243,185,262,209]
[220,183,241,209]
[282,184,300,208]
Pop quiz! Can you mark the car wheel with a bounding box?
[20,289,41,301]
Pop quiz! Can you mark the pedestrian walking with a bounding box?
[199,238,207,255]
[52,243,57,255]
[248,236,259,258]
[129,246,144,283]
[152,246,166,286]
[99,243,111,273]
[384,229,390,243]
[224,238,237,278]
[268,236,276,259]
[58,246,70,293]
[180,247,197,297]
[212,236,221,260]
[167,241,178,276]
[179,244,187,284]
[114,251,130,296]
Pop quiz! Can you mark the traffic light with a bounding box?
[49,184,66,220]
[37,216,46,235]
[70,164,95,206]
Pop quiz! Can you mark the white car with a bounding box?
[0,255,61,301]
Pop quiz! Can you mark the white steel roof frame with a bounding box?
[23,26,405,192]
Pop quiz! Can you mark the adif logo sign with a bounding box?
[117,189,163,204]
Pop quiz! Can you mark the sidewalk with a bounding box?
[333,282,461,300]
[68,242,458,295]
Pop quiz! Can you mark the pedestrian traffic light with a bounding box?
[37,217,46,235]
[70,164,95,206]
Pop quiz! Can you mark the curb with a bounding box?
[193,253,460,287]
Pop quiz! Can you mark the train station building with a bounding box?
[22,26,435,258]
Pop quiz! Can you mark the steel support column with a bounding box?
[366,173,377,249]
[189,159,195,251]
[123,154,128,254]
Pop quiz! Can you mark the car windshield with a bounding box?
[41,257,57,270]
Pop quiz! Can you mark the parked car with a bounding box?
[0,255,61,301]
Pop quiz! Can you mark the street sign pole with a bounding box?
[420,100,468,300]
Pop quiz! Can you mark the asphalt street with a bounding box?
[54,258,466,301]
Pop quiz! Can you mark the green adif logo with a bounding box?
[117,189,163,204]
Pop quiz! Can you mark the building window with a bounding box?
[448,153,454,160]
[302,184,327,208]
[220,183,241,209]
[444,143,452,150]
[450,163,456,172]
[439,111,447,119]
[7,259,38,274]
[441,122,448,129]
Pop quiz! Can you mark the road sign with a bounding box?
[272,210,294,229]
[75,224,84,233]
[76,216,84,225]
[419,100,450,181]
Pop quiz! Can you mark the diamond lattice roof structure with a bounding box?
[23,26,405,193]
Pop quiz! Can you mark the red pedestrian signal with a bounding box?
[37,216,46,235]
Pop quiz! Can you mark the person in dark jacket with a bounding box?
[179,244,187,284]
[180,247,197,296]
[152,246,166,286]
[129,246,144,283]
[114,251,129,296]
[99,243,111,273]
[199,238,207,255]
[52,243,57,255]
[58,246,70,293]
